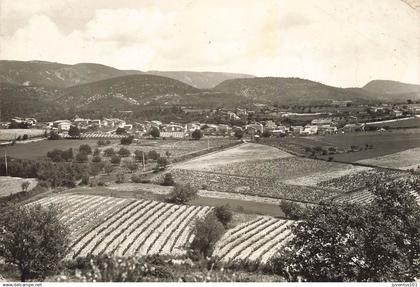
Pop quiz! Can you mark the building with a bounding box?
[311,118,333,125]
[318,125,337,135]
[343,123,362,133]
[290,126,304,135]
[302,125,319,135]
[10,117,37,127]
[246,123,264,134]
[53,120,72,132]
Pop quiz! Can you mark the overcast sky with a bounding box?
[0,0,419,87]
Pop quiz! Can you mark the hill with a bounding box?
[0,83,62,121]
[0,60,253,89]
[58,74,203,110]
[362,80,420,102]
[147,70,254,89]
[214,77,377,105]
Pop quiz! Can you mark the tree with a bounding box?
[134,150,148,163]
[121,136,134,145]
[124,160,138,173]
[156,157,169,171]
[147,150,160,161]
[93,148,100,156]
[48,131,60,140]
[118,147,131,157]
[68,125,80,138]
[279,200,306,220]
[103,148,115,157]
[234,129,243,139]
[270,174,420,282]
[75,152,88,162]
[167,183,198,204]
[190,213,225,258]
[79,144,92,155]
[21,181,30,192]
[192,129,203,140]
[92,155,102,163]
[214,204,233,227]
[150,127,160,138]
[110,155,121,165]
[0,204,69,281]
[104,162,114,175]
[115,127,126,135]
[47,149,64,162]
[62,148,74,162]
[262,129,272,138]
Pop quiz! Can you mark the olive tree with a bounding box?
[0,204,70,281]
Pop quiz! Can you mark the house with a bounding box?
[185,122,201,132]
[302,125,319,135]
[10,117,37,127]
[53,120,72,132]
[290,126,304,135]
[246,123,264,134]
[265,120,277,130]
[318,125,337,135]
[343,123,362,133]
[218,124,232,134]
[391,110,403,117]
[162,124,184,132]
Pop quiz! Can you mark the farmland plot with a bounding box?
[356,147,420,170]
[29,194,211,258]
[213,216,295,264]
[0,129,46,141]
[0,176,37,198]
[334,189,420,205]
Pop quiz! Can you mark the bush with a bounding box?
[68,125,80,138]
[47,149,64,162]
[103,148,115,157]
[22,134,29,140]
[104,162,113,174]
[131,174,143,183]
[118,148,131,157]
[234,129,243,139]
[115,172,125,184]
[148,150,160,161]
[214,204,233,227]
[262,130,272,138]
[48,131,60,140]
[110,155,121,165]
[192,129,203,140]
[62,148,74,162]
[92,155,102,163]
[156,157,169,171]
[79,144,92,155]
[75,152,89,163]
[115,127,126,135]
[167,183,197,204]
[279,201,307,220]
[21,181,30,192]
[121,136,134,145]
[190,213,225,258]
[161,173,175,186]
[93,148,100,156]
[125,160,138,173]
[97,140,106,146]
[150,127,160,138]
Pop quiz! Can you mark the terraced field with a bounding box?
[213,216,295,264]
[28,194,211,259]
[0,176,37,198]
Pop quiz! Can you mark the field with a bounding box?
[0,176,37,198]
[28,194,295,264]
[356,147,420,170]
[0,129,46,141]
[101,138,238,161]
[334,189,420,205]
[161,143,361,203]
[262,130,420,162]
[28,194,211,259]
[365,117,420,129]
[213,216,294,264]
[0,139,115,160]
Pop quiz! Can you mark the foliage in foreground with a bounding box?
[167,183,198,204]
[270,175,420,282]
[0,204,70,282]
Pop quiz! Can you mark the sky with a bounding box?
[0,0,419,87]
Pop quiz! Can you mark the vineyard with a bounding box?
[356,147,420,170]
[334,189,420,205]
[213,216,295,264]
[28,194,211,258]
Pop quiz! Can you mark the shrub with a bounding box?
[131,174,143,183]
[104,162,113,174]
[150,127,160,138]
[97,140,106,146]
[47,149,64,162]
[115,172,125,184]
[68,125,80,138]
[167,183,197,204]
[93,148,100,156]
[118,148,131,157]
[62,148,74,162]
[110,155,121,165]
[234,129,243,139]
[279,200,307,220]
[115,127,126,135]
[147,150,160,161]
[161,173,175,186]
[22,134,29,140]
[121,136,134,145]
[75,152,88,163]
[48,131,60,140]
[192,129,203,140]
[79,144,92,155]
[156,157,169,171]
[214,204,233,227]
[262,130,272,138]
[103,148,115,157]
[21,181,30,192]
[125,160,138,173]
[91,155,102,163]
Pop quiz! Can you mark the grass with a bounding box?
[0,129,46,141]
[0,177,37,198]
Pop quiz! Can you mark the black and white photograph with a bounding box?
[0,0,419,284]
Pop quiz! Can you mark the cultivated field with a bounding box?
[0,176,37,198]
[334,189,420,205]
[213,216,294,264]
[28,194,211,259]
[0,129,46,141]
[357,147,420,170]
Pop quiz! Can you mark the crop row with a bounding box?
[28,194,211,259]
[213,217,295,264]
